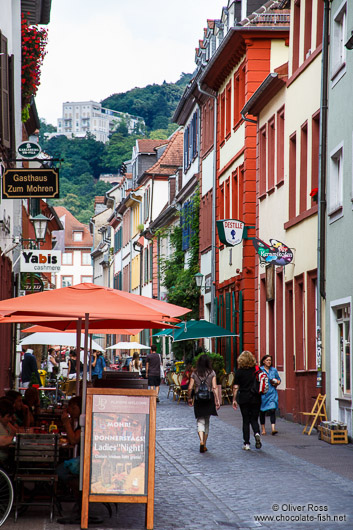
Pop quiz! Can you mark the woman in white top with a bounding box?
[129,352,142,374]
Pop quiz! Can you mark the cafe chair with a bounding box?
[221,373,234,405]
[166,371,175,399]
[14,433,59,522]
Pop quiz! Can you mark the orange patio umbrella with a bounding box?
[20,325,142,335]
[0,283,190,321]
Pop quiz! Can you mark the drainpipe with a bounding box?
[197,80,217,323]
[316,0,330,389]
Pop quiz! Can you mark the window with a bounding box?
[233,63,245,128]
[304,0,313,59]
[277,107,285,185]
[61,276,73,287]
[81,253,91,266]
[292,0,301,72]
[337,305,351,396]
[331,2,346,77]
[0,34,10,148]
[295,274,305,370]
[300,122,308,213]
[307,270,317,370]
[329,142,343,215]
[143,187,150,222]
[183,110,199,171]
[220,92,225,143]
[268,117,275,191]
[311,112,320,204]
[81,275,92,283]
[289,133,297,219]
[73,231,83,242]
[259,125,267,197]
[225,81,232,137]
[225,178,230,219]
[62,252,73,265]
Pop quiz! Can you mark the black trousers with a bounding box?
[239,402,260,444]
[260,409,276,425]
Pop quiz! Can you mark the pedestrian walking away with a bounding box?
[187,353,220,453]
[129,352,142,374]
[232,350,262,451]
[259,354,281,435]
[21,348,41,388]
[146,344,162,402]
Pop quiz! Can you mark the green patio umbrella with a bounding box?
[153,319,237,342]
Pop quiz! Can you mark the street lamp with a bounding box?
[194,272,204,289]
[30,213,49,243]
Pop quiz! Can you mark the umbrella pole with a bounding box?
[80,313,89,491]
[75,319,82,396]
[89,334,93,380]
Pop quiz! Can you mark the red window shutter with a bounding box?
[268,117,275,191]
[276,107,285,185]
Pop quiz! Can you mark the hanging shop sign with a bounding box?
[2,168,59,199]
[20,250,61,273]
[17,141,42,159]
[252,238,293,266]
[21,273,44,294]
[216,219,244,247]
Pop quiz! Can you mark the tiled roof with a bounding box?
[94,196,105,204]
[53,206,93,248]
[144,130,183,177]
[207,19,215,30]
[137,139,167,154]
[239,0,290,27]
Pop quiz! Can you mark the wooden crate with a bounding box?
[319,426,348,444]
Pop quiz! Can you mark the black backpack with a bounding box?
[195,373,212,401]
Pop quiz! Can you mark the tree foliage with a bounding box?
[102,73,193,130]
[158,191,200,318]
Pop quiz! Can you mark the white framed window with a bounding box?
[331,2,347,78]
[62,252,73,265]
[81,275,92,283]
[73,231,83,242]
[62,276,73,287]
[328,142,343,216]
[82,252,91,265]
[337,304,351,396]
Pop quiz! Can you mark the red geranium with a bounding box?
[21,14,48,109]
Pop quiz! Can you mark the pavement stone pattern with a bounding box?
[3,385,353,530]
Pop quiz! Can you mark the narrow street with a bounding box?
[4,385,353,530]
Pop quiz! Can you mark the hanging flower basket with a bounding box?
[21,14,48,121]
[310,187,318,203]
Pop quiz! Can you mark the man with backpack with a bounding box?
[232,350,265,451]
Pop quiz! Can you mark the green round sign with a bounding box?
[17,141,41,159]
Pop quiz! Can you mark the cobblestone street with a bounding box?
[4,385,353,530]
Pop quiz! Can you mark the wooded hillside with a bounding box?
[41,73,192,224]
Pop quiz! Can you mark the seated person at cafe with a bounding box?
[5,390,32,429]
[0,398,16,469]
[180,364,193,390]
[57,396,82,484]
[23,387,41,426]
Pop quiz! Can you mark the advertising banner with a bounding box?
[90,395,149,496]
[252,238,293,266]
[20,250,61,273]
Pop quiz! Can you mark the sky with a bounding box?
[36,0,227,125]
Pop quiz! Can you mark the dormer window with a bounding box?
[73,231,83,242]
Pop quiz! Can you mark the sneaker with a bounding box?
[156,397,160,402]
[242,444,250,451]
[255,433,262,449]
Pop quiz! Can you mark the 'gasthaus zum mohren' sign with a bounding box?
[2,168,59,199]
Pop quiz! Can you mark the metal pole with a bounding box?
[316,0,330,389]
[79,313,89,490]
[75,318,82,396]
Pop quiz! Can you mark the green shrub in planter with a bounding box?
[193,352,225,384]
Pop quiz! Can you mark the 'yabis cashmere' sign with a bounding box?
[20,250,62,273]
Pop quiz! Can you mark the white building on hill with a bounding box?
[56,101,144,143]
